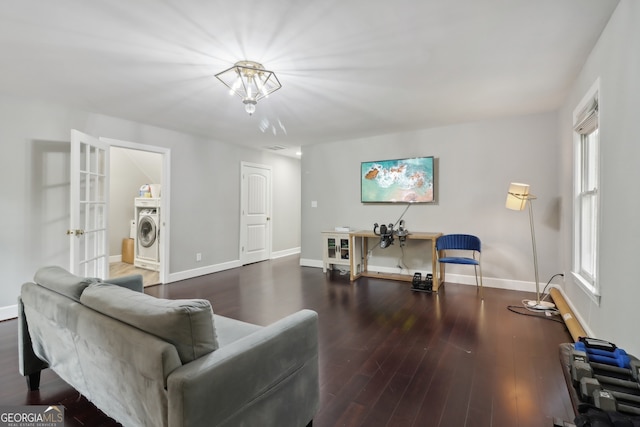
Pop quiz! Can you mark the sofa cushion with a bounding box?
[34,266,99,302]
[80,283,218,364]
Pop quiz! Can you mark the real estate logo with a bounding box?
[0,405,64,427]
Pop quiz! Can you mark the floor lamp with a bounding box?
[505,183,555,310]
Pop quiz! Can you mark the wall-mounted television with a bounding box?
[361,156,435,203]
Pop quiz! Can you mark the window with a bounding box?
[572,81,600,302]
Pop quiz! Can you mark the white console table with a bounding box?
[321,231,362,274]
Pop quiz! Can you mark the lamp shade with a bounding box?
[506,182,530,211]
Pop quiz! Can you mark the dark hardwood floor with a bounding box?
[1,255,574,426]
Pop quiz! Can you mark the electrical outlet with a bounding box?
[196,253,202,262]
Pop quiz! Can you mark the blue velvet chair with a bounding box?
[436,234,483,299]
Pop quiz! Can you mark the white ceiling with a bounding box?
[0,0,619,158]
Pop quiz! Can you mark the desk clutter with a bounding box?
[563,337,640,426]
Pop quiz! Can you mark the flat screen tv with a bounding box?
[361,156,435,203]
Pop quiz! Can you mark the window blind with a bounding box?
[574,97,598,134]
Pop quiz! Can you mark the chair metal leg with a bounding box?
[477,264,484,300]
[473,265,479,288]
[473,265,484,300]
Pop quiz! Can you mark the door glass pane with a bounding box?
[95,204,105,232]
[89,146,97,174]
[96,147,106,175]
[79,202,87,230]
[79,173,88,202]
[96,229,104,259]
[80,144,88,172]
[86,230,95,261]
[340,239,349,259]
[328,238,336,258]
[95,175,105,202]
[86,204,94,230]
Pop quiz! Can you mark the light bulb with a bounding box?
[245,103,256,115]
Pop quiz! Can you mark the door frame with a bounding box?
[102,137,171,284]
[239,161,272,265]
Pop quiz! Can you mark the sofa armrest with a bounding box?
[17,296,48,388]
[104,274,144,292]
[167,309,319,427]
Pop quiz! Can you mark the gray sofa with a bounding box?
[18,266,319,427]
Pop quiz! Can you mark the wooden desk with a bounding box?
[349,230,445,292]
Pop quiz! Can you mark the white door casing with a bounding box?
[69,129,110,278]
[240,162,272,265]
[102,137,170,284]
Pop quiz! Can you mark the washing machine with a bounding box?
[134,198,161,271]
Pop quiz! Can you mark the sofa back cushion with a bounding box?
[80,283,218,364]
[34,266,98,302]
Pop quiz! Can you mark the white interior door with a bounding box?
[240,162,272,265]
[68,129,110,278]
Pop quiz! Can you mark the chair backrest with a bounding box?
[436,234,481,252]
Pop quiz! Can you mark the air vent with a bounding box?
[265,145,287,151]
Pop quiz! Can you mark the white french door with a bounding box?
[68,129,109,278]
[240,162,272,265]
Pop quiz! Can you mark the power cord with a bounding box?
[338,268,350,276]
[507,304,564,323]
[521,272,564,310]
[366,240,382,260]
[396,245,409,272]
[507,273,565,324]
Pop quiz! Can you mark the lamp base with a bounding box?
[526,300,556,310]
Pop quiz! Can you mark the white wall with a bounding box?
[301,112,562,291]
[0,94,301,319]
[558,0,640,355]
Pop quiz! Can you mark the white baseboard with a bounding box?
[168,260,242,283]
[300,258,324,268]
[0,304,18,321]
[167,247,302,283]
[549,284,594,337]
[109,255,122,263]
[271,247,301,259]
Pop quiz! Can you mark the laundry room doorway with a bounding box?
[105,138,170,286]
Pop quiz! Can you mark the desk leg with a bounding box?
[433,246,445,293]
[349,235,358,281]
[360,237,368,281]
[349,235,366,282]
[351,236,369,282]
[431,240,438,292]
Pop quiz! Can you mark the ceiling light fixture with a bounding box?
[215,61,282,116]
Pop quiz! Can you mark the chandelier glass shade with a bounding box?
[215,61,281,115]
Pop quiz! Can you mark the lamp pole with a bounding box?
[527,197,541,305]
[524,196,555,310]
